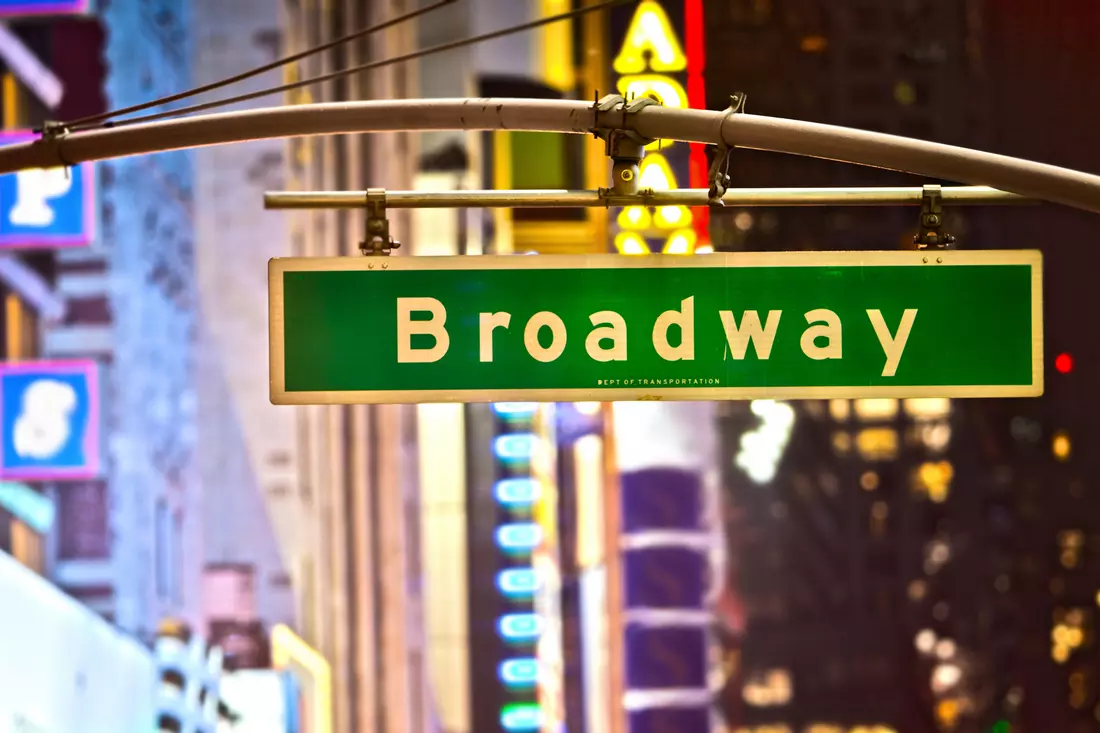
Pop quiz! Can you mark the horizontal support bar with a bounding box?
[264,186,1035,210]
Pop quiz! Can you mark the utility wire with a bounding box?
[59,0,459,131]
[70,0,637,132]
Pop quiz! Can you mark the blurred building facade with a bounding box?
[703,1,1100,733]
[192,0,299,662]
[279,1,425,732]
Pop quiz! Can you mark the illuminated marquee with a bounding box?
[611,0,705,256]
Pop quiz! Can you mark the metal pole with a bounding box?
[263,186,1033,210]
[3,98,1100,212]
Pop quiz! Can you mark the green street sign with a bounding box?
[269,250,1043,405]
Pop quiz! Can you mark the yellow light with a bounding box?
[916,461,954,503]
[638,153,677,191]
[618,205,652,230]
[617,74,687,109]
[614,231,650,255]
[856,428,899,461]
[800,35,828,52]
[829,399,851,421]
[853,398,899,421]
[573,402,601,416]
[935,699,960,728]
[655,205,689,228]
[612,0,687,75]
[1053,643,1070,663]
[903,398,952,420]
[694,244,714,255]
[661,229,696,255]
[1053,431,1072,461]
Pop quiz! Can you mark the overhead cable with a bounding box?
[70,0,637,131]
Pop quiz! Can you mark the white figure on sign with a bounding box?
[9,167,73,228]
[13,379,78,460]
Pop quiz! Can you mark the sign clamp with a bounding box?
[914,184,956,250]
[707,92,747,206]
[590,93,659,197]
[361,187,401,256]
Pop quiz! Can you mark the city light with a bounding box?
[735,400,796,484]
[495,523,543,553]
[492,403,539,419]
[498,658,540,688]
[494,478,541,507]
[1055,352,1074,374]
[497,569,540,598]
[1053,431,1072,461]
[493,434,538,462]
[498,613,545,643]
[500,702,544,732]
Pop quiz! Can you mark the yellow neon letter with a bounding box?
[618,205,652,230]
[613,0,687,75]
[616,75,687,110]
[614,231,650,255]
[637,154,692,230]
[662,229,697,255]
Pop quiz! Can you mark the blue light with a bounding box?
[494,478,541,507]
[498,613,544,643]
[493,434,537,462]
[492,402,539,419]
[498,658,540,688]
[501,704,543,733]
[497,569,540,598]
[495,523,542,553]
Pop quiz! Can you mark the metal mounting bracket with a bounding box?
[591,93,661,196]
[361,188,401,256]
[708,92,747,206]
[914,184,956,249]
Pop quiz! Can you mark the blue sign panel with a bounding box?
[0,360,100,480]
[0,0,91,17]
[0,131,95,248]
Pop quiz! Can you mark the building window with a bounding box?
[155,499,174,601]
[57,481,109,560]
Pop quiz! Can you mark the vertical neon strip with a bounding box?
[684,0,710,247]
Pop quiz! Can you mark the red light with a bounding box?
[1055,353,1074,374]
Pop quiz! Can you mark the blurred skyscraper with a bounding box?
[278,1,424,732]
[191,0,300,665]
[704,2,1100,732]
[33,0,205,637]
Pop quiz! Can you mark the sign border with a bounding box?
[0,130,97,249]
[269,250,1043,405]
[0,0,92,18]
[0,358,101,480]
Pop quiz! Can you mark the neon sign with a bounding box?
[611,0,702,255]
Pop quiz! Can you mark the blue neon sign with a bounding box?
[494,477,541,507]
[493,433,537,462]
[495,523,543,553]
[498,658,540,688]
[498,613,544,643]
[0,132,95,248]
[501,703,543,732]
[497,569,540,598]
[492,402,538,419]
[0,360,100,480]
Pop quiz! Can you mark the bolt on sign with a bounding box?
[268,251,1043,405]
[610,0,706,255]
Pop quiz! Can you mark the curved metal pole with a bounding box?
[2,97,1100,213]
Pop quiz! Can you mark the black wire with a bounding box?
[61,0,458,130]
[72,0,637,132]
